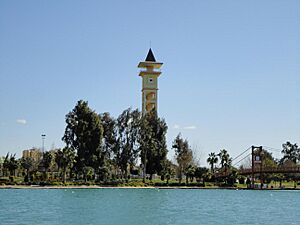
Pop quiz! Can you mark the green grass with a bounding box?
[268,180,297,188]
[0,176,298,189]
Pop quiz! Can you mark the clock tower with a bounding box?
[138,48,163,115]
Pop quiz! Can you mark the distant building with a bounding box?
[22,148,42,161]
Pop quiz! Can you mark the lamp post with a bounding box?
[41,134,46,152]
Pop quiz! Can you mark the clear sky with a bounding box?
[0,0,299,164]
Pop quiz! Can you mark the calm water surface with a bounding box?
[0,188,299,225]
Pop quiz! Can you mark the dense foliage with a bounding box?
[139,110,168,180]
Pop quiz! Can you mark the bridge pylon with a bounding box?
[251,146,263,189]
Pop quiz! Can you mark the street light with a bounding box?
[41,134,46,152]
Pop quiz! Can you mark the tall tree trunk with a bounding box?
[178,166,182,184]
[124,168,129,182]
[143,150,147,183]
[27,169,30,182]
[143,165,146,183]
[63,167,67,183]
[43,170,47,181]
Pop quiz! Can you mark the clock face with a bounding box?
[148,78,153,83]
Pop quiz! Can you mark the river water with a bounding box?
[0,188,299,225]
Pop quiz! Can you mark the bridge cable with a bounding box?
[231,146,251,162]
[262,146,282,152]
[233,153,251,167]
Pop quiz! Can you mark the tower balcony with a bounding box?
[139,70,161,77]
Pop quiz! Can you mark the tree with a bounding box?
[100,112,117,180]
[55,147,75,183]
[278,142,299,184]
[172,134,193,184]
[281,141,299,164]
[138,110,168,181]
[41,151,53,180]
[100,112,117,159]
[185,165,196,184]
[139,113,154,182]
[160,159,175,184]
[20,157,34,182]
[4,153,18,177]
[82,166,94,182]
[194,167,209,185]
[254,148,277,168]
[62,100,104,178]
[207,152,218,173]
[43,152,53,171]
[115,108,140,179]
[3,153,10,177]
[227,170,238,186]
[218,149,232,174]
[0,156,4,177]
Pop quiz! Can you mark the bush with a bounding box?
[0,178,9,184]
[50,181,64,186]
[238,177,245,184]
[218,182,237,188]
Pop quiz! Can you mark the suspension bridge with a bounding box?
[214,145,300,184]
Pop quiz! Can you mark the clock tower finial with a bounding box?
[138,49,163,115]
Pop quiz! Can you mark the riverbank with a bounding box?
[1,185,299,190]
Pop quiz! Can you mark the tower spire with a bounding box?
[145,48,156,62]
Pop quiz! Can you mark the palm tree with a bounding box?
[55,147,75,183]
[3,153,10,176]
[218,149,232,173]
[6,154,18,177]
[207,152,218,173]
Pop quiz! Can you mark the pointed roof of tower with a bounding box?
[145,48,156,62]
[138,48,163,69]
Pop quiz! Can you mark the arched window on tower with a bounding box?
[146,92,155,101]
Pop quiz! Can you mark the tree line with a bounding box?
[0,100,299,186]
[0,100,200,184]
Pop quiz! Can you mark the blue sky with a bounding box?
[0,0,299,164]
